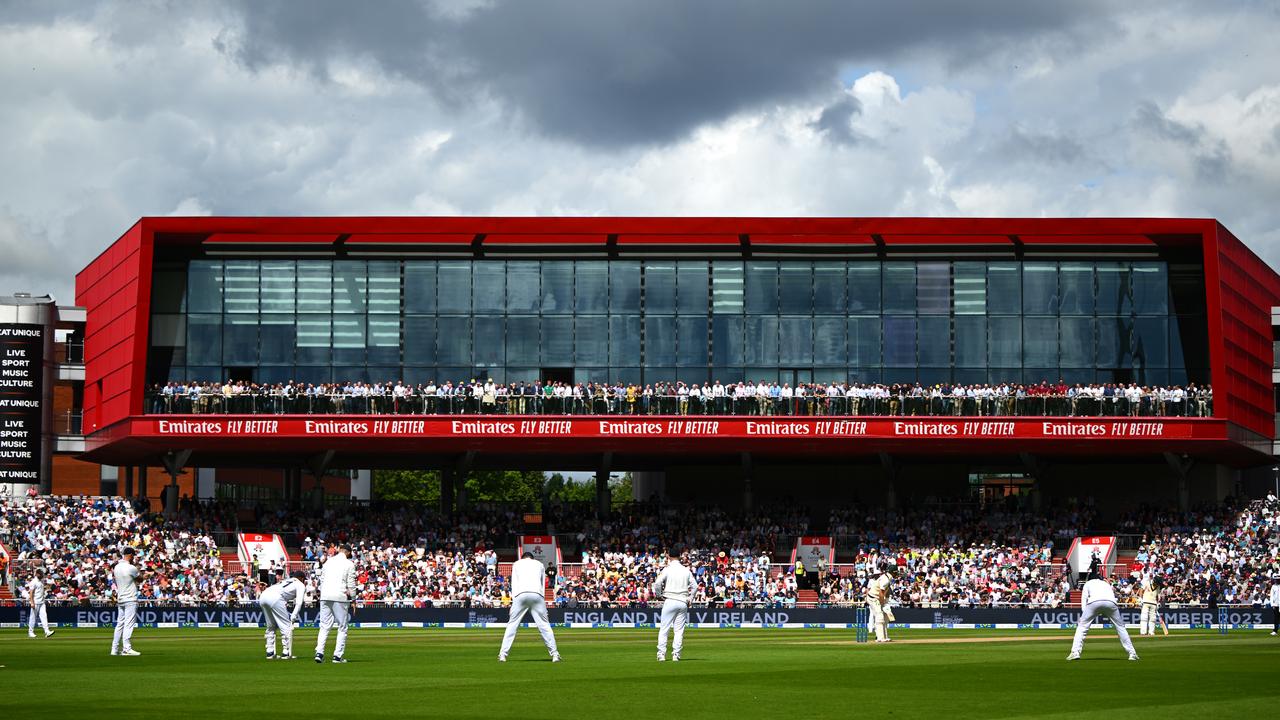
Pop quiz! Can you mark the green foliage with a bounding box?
[372,469,634,507]
[371,469,440,503]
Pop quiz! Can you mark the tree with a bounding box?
[372,469,440,503]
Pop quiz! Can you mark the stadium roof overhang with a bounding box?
[79,415,1273,471]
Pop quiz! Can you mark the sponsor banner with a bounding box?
[0,323,43,483]
[143,416,1203,442]
[518,535,560,568]
[794,536,834,568]
[2,605,1270,628]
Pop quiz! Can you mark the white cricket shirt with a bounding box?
[113,560,140,603]
[509,557,546,598]
[653,560,695,603]
[26,577,47,605]
[1080,578,1118,607]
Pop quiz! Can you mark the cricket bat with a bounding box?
[1158,614,1169,636]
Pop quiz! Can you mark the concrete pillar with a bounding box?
[137,465,148,501]
[441,468,455,517]
[1178,475,1189,512]
[596,470,610,520]
[163,477,179,516]
[350,469,371,501]
[123,465,134,498]
[196,467,216,501]
[631,471,666,502]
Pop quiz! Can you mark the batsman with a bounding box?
[865,563,894,643]
[1138,574,1165,636]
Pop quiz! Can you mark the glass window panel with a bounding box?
[1059,262,1094,315]
[1132,262,1169,315]
[223,260,259,314]
[778,317,812,365]
[188,261,223,313]
[918,368,951,386]
[644,315,675,367]
[332,261,367,314]
[260,314,295,365]
[1022,262,1058,315]
[918,316,949,365]
[609,315,641,366]
[152,270,187,314]
[954,316,985,368]
[437,317,472,365]
[541,316,573,364]
[677,316,709,366]
[541,261,573,314]
[610,367,641,385]
[296,316,331,365]
[297,261,332,314]
[469,262,504,314]
[744,316,778,365]
[850,367,880,384]
[575,316,608,365]
[677,261,709,315]
[575,261,608,314]
[404,316,437,366]
[712,366,745,384]
[575,367,609,385]
[437,261,472,314]
[150,315,186,348]
[883,367,917,384]
[813,317,846,366]
[812,262,846,314]
[609,261,641,314]
[1096,262,1132,316]
[258,261,295,313]
[506,316,539,366]
[404,261,436,314]
[848,262,881,313]
[1134,316,1169,368]
[367,261,400,314]
[1096,318,1121,368]
[988,317,1021,367]
[368,315,400,365]
[848,316,880,367]
[1023,317,1057,367]
[917,262,950,315]
[745,262,778,314]
[187,314,221,365]
[645,367,677,384]
[293,366,332,385]
[883,317,916,366]
[223,315,258,365]
[778,261,812,315]
[506,261,540,313]
[883,262,915,314]
[644,262,676,314]
[474,316,503,367]
[953,261,986,315]
[711,262,744,314]
[332,315,366,365]
[712,315,744,366]
[987,262,1020,315]
[1059,317,1093,368]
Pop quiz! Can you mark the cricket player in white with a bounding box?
[111,548,143,656]
[260,570,307,659]
[26,568,54,638]
[1068,572,1138,661]
[1268,575,1280,636]
[314,545,357,664]
[866,565,893,643]
[499,552,560,662]
[1138,575,1161,636]
[653,553,694,661]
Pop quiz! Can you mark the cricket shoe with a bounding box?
[266,652,276,660]
[1066,653,1080,661]
[1128,653,1140,661]
[279,655,296,660]
[121,649,141,656]
[1271,631,1277,636]
[45,630,55,638]
[672,655,680,663]
[551,654,561,663]
[28,633,36,638]
[498,654,507,662]
[314,653,324,664]
[332,656,347,664]
[657,654,665,662]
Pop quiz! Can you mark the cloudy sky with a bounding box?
[3,0,1279,302]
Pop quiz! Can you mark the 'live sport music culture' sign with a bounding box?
[0,323,43,482]
[148,417,1194,440]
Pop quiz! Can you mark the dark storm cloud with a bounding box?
[812,96,864,145]
[223,0,1113,146]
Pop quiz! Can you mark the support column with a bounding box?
[137,465,148,503]
[440,468,455,517]
[595,470,610,520]
[123,465,134,499]
[741,452,754,512]
[160,450,192,517]
[1164,452,1194,513]
[879,453,898,511]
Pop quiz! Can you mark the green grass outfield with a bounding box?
[2,628,1277,719]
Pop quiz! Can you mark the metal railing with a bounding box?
[145,392,1213,419]
[54,410,82,436]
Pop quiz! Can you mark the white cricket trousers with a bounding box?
[1139,603,1158,635]
[1071,600,1136,657]
[112,601,138,653]
[315,600,350,658]
[260,598,294,655]
[657,599,689,659]
[28,602,50,635]
[500,592,558,658]
[868,599,889,641]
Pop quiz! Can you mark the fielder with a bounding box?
[498,552,560,663]
[653,553,695,662]
[1269,575,1279,636]
[314,545,356,664]
[110,548,143,657]
[866,564,893,643]
[1138,575,1162,636]
[1068,572,1138,661]
[259,570,307,660]
[25,568,54,638]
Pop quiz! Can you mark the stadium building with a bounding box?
[29,217,1280,516]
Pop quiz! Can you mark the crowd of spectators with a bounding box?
[148,379,1212,418]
